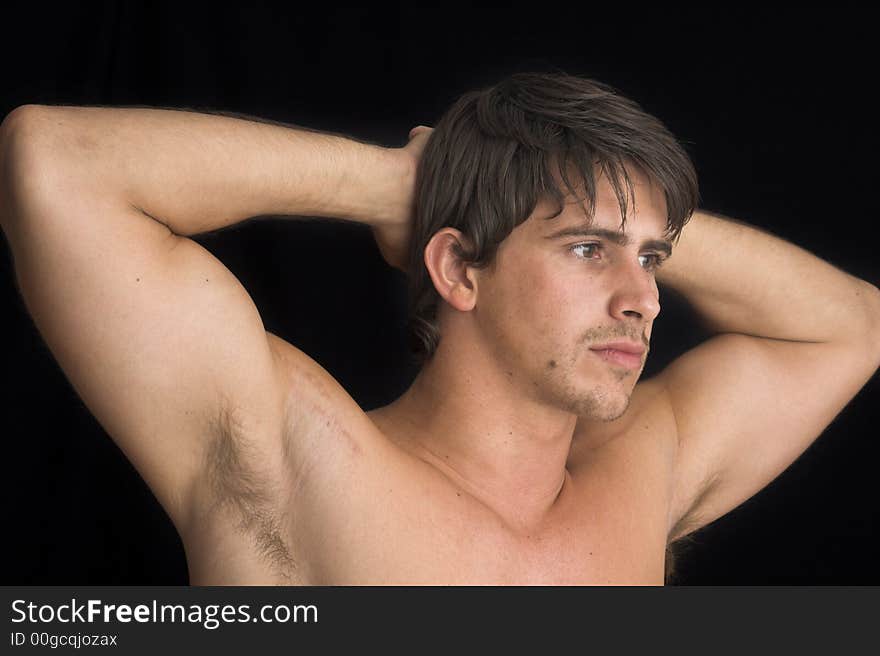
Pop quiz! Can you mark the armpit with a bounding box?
[202,402,296,580]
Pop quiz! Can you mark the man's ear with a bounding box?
[423,228,479,312]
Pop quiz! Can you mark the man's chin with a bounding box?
[566,387,632,423]
[594,394,632,422]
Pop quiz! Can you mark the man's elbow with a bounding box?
[0,104,45,156]
[0,106,31,229]
[0,104,65,230]
[1,104,34,140]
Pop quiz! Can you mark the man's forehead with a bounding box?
[533,193,670,243]
[536,163,667,228]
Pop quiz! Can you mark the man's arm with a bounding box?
[0,104,413,537]
[654,209,880,541]
[8,104,413,235]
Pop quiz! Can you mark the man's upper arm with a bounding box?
[658,331,880,542]
[2,154,287,534]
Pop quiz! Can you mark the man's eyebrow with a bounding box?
[544,226,673,256]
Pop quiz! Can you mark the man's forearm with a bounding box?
[657,210,880,344]
[9,104,411,236]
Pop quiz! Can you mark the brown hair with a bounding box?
[406,71,699,365]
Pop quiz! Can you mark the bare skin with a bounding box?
[182,165,678,585]
[185,182,678,585]
[184,364,675,585]
[3,106,878,585]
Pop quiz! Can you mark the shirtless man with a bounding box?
[2,72,878,585]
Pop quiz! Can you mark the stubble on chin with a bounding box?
[541,359,633,423]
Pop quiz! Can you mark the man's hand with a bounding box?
[371,125,433,273]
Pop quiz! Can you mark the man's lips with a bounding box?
[589,341,645,370]
[590,340,646,355]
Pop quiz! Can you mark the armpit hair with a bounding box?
[205,402,295,580]
[664,471,721,584]
[664,534,699,585]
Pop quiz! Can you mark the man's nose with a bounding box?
[608,260,661,323]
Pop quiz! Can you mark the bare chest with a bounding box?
[297,466,670,585]
[185,416,673,585]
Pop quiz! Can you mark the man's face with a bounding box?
[471,168,670,421]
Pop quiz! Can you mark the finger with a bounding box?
[409,125,433,140]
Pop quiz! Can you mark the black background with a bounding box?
[1,3,877,584]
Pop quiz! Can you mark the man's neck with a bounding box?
[372,335,579,532]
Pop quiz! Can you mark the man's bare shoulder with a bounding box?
[570,376,677,460]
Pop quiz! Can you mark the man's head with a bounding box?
[405,71,698,418]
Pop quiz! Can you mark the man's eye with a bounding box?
[571,243,666,271]
[571,243,601,259]
[639,253,666,271]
